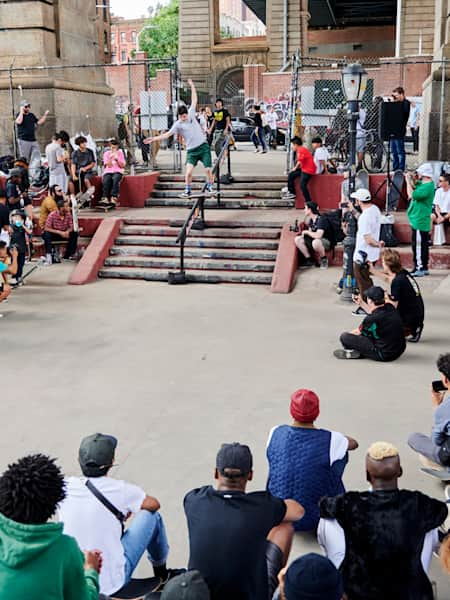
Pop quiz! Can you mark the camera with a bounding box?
[289,219,299,232]
[432,380,447,393]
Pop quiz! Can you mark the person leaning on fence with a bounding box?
[100,139,126,209]
[282,137,316,203]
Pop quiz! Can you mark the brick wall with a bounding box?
[150,69,172,103]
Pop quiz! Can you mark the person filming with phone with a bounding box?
[408,353,450,471]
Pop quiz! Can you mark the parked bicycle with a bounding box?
[327,128,387,174]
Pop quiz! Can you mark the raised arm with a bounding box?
[15,107,24,125]
[37,110,50,126]
[188,78,197,111]
[144,130,173,145]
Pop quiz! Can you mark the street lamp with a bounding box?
[340,63,368,302]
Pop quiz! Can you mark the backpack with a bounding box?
[322,209,345,248]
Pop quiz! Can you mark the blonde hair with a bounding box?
[367,441,399,461]
[382,249,403,274]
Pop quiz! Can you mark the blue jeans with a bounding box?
[122,511,169,584]
[390,137,405,171]
[251,127,267,151]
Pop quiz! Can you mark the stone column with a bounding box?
[266,0,309,72]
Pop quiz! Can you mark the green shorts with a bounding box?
[186,142,212,168]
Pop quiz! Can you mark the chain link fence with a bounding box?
[0,58,182,173]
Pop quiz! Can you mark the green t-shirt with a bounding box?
[407,180,435,232]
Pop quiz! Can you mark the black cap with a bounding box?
[216,443,253,478]
[284,554,343,600]
[365,286,385,305]
[161,571,210,600]
[78,433,117,473]
[306,201,320,215]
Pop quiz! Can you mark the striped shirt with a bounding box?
[45,210,73,231]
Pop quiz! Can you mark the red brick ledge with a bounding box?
[271,224,299,293]
[69,218,122,285]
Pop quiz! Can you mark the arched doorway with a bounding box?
[216,67,244,116]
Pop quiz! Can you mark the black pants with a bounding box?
[43,231,78,258]
[102,173,123,199]
[411,127,419,152]
[411,228,429,271]
[340,332,384,361]
[17,252,26,279]
[287,170,313,203]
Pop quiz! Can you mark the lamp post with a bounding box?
[340,63,368,302]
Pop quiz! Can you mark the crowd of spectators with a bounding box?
[0,356,448,599]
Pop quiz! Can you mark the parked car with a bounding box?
[230,116,286,146]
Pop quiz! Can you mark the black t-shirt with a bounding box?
[0,203,9,230]
[253,113,263,128]
[320,490,448,600]
[213,108,230,131]
[310,214,330,238]
[16,112,38,141]
[71,148,95,171]
[5,181,31,211]
[184,485,286,600]
[360,303,406,359]
[390,270,424,329]
[397,99,411,137]
[10,226,27,254]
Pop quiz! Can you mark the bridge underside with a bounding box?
[245,0,396,27]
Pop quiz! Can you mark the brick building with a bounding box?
[110,15,147,64]
[96,2,112,63]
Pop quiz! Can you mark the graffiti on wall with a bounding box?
[244,95,290,127]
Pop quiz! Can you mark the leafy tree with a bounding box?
[138,0,179,65]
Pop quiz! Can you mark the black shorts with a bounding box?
[266,540,283,599]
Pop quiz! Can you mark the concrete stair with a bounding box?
[146,175,293,209]
[98,219,282,284]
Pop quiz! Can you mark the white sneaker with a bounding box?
[281,187,288,193]
[40,257,52,267]
[254,149,261,153]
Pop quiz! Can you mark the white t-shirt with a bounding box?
[356,108,366,137]
[314,146,330,174]
[45,141,66,175]
[58,476,146,595]
[169,105,206,150]
[353,204,381,263]
[267,427,349,465]
[265,112,278,130]
[434,187,450,213]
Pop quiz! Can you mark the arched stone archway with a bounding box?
[216,66,245,115]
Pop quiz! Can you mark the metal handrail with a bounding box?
[168,134,233,284]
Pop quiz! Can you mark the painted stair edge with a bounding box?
[271,224,299,293]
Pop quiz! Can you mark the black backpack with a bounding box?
[323,209,345,248]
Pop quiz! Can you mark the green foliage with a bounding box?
[139,0,179,65]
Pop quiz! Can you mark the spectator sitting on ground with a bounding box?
[318,442,448,600]
[0,453,101,599]
[161,570,210,600]
[273,553,344,600]
[267,389,358,533]
[0,242,18,315]
[39,184,65,230]
[294,201,332,269]
[371,248,425,343]
[311,137,330,175]
[282,137,316,203]
[334,285,406,361]
[43,198,78,265]
[432,173,450,245]
[70,136,96,199]
[58,433,170,597]
[408,353,450,471]
[99,139,126,209]
[184,442,304,600]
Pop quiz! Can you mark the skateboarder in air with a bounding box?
[145,80,214,198]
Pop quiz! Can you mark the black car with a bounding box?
[230,116,286,146]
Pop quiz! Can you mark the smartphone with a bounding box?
[432,380,447,393]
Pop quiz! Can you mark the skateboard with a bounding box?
[341,168,369,202]
[76,187,95,210]
[71,195,79,233]
[387,170,404,212]
[178,193,216,200]
[94,203,117,212]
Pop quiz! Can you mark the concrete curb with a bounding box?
[69,218,122,285]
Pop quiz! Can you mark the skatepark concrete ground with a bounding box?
[2,261,450,594]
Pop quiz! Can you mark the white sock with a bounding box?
[46,253,52,263]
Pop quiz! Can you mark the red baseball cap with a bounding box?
[290,389,320,423]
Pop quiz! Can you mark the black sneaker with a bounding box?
[352,306,367,316]
[320,256,328,269]
[300,258,315,269]
[406,325,423,343]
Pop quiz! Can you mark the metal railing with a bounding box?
[167,134,233,284]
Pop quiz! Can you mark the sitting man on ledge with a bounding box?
[43,198,78,265]
[334,285,406,361]
[294,201,332,269]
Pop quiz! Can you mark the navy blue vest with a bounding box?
[267,425,346,531]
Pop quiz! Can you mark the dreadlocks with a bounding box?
[0,454,66,524]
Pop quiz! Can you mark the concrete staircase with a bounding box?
[99,219,282,284]
[147,175,293,209]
